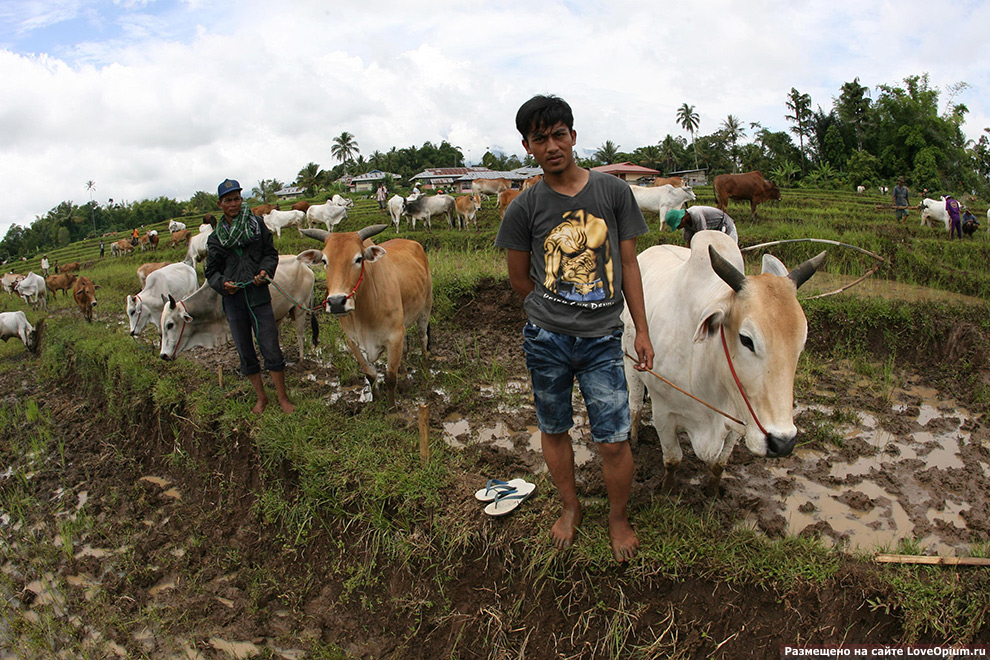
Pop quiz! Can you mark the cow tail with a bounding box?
[309,309,319,347]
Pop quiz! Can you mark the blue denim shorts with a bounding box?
[522,322,631,443]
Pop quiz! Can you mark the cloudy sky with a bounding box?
[1,0,987,239]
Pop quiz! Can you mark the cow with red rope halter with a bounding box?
[621,230,824,492]
[298,224,432,410]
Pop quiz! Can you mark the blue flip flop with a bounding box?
[475,478,530,502]
[483,482,536,516]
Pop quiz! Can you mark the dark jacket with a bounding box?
[205,213,279,307]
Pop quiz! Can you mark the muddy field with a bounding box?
[2,279,990,658]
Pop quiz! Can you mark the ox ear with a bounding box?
[788,251,826,290]
[364,245,387,263]
[761,254,788,277]
[708,245,745,292]
[296,249,327,267]
[694,307,726,343]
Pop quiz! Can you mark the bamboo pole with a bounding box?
[875,554,990,566]
[418,403,430,464]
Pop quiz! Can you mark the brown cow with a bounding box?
[299,224,432,409]
[454,194,481,230]
[650,176,685,188]
[73,276,99,323]
[252,203,277,217]
[713,171,781,219]
[60,261,81,273]
[45,272,76,298]
[521,174,543,190]
[168,229,191,248]
[203,213,216,228]
[291,200,311,213]
[111,239,134,257]
[499,189,522,218]
[471,177,511,203]
[136,261,170,288]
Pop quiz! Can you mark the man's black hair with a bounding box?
[515,94,574,139]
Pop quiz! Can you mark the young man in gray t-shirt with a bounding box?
[494,94,653,562]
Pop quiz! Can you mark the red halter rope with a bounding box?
[326,260,365,306]
[719,325,769,436]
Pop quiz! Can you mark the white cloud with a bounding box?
[0,0,988,240]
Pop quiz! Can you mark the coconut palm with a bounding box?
[785,88,813,172]
[296,162,323,196]
[721,115,746,172]
[676,103,700,168]
[595,140,620,165]
[331,131,360,171]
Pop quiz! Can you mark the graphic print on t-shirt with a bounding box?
[542,209,614,303]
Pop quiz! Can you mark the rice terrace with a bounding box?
[3,185,990,658]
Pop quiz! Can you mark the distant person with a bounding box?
[961,209,980,237]
[206,178,295,415]
[53,259,58,273]
[131,227,139,246]
[945,196,962,240]
[892,178,909,222]
[375,183,388,212]
[41,255,49,277]
[99,240,105,258]
[664,206,738,246]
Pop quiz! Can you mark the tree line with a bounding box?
[3,73,987,260]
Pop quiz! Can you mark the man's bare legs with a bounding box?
[246,372,269,415]
[598,440,639,562]
[271,370,295,413]
[541,431,582,549]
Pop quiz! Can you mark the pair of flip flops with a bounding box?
[474,478,536,516]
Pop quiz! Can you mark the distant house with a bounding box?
[274,186,305,201]
[348,170,402,193]
[411,167,493,193]
[667,168,708,186]
[591,162,661,184]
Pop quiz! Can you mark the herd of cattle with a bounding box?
[0,172,833,486]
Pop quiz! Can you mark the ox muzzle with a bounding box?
[764,432,796,458]
[324,294,352,316]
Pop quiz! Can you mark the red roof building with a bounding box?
[591,162,661,183]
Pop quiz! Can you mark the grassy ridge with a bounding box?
[2,188,989,656]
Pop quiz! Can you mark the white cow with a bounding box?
[159,255,317,360]
[387,194,407,231]
[14,272,47,310]
[919,197,950,231]
[331,194,354,208]
[306,201,349,232]
[2,272,25,295]
[186,223,214,265]
[621,231,824,490]
[629,184,697,225]
[168,220,187,233]
[0,311,38,352]
[263,209,305,237]
[402,194,455,230]
[126,262,199,336]
[856,185,866,194]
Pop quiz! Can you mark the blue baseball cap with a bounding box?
[217,178,242,198]
[665,208,685,230]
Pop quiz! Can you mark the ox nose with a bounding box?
[160,353,171,361]
[765,433,796,458]
[325,295,349,316]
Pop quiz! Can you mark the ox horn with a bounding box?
[787,251,826,290]
[358,224,389,240]
[708,245,745,292]
[300,228,331,242]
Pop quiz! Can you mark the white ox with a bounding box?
[2,272,25,295]
[186,223,214,265]
[856,185,866,194]
[168,220,187,233]
[0,311,39,352]
[159,255,318,360]
[919,198,950,231]
[14,272,47,310]
[629,184,697,224]
[401,194,456,230]
[306,201,349,232]
[299,225,432,409]
[127,262,199,336]
[387,194,407,231]
[331,194,354,208]
[263,209,305,238]
[621,231,824,490]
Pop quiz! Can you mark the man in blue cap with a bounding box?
[205,179,295,414]
[664,206,738,247]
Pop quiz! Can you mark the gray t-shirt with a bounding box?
[893,185,909,206]
[684,206,738,244]
[494,170,648,337]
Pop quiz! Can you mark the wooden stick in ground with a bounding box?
[218,365,223,389]
[418,403,430,464]
[874,554,990,566]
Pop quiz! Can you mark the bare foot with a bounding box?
[278,398,295,413]
[550,506,582,550]
[251,396,269,415]
[609,517,639,562]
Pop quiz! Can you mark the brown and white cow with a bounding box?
[299,224,432,409]
[46,272,77,298]
[713,171,781,220]
[454,194,481,230]
[1,272,25,295]
[73,276,99,323]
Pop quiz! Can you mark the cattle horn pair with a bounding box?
[301,224,389,243]
[708,245,826,292]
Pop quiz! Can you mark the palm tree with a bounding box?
[85,180,97,233]
[658,135,683,173]
[676,103,700,168]
[331,131,360,171]
[720,115,745,172]
[296,162,322,196]
[595,140,620,165]
[785,88,813,173]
